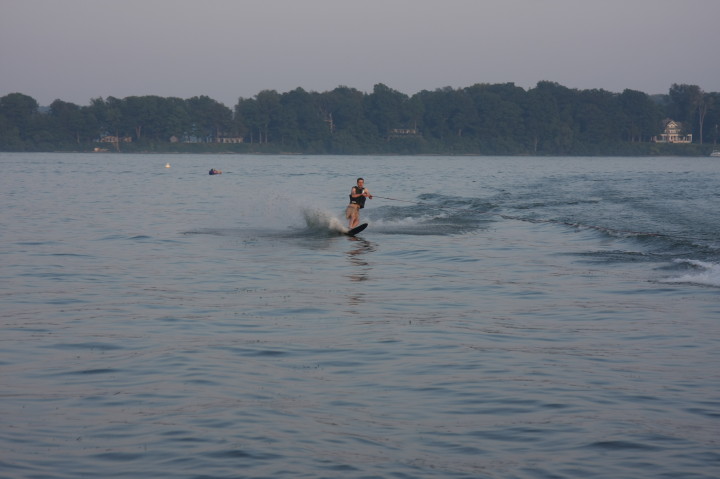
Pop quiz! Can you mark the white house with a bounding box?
[653,119,692,143]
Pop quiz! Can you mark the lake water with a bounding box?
[1,153,719,478]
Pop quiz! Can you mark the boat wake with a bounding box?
[366,194,496,236]
[660,259,720,288]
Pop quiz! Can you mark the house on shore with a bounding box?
[169,135,244,144]
[215,136,244,144]
[652,119,692,143]
[98,135,133,143]
[388,128,421,140]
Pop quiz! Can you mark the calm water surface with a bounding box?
[1,153,719,478]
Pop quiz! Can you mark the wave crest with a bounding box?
[661,259,720,288]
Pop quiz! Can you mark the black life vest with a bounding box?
[349,186,367,208]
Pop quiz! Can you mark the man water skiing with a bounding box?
[346,177,372,229]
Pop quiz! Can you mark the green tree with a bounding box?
[320,86,378,149]
[186,96,232,141]
[89,97,124,136]
[703,92,720,146]
[235,97,259,143]
[122,96,162,141]
[574,89,622,145]
[523,82,574,154]
[447,88,477,138]
[668,84,701,123]
[668,83,704,141]
[162,97,192,140]
[277,87,327,149]
[49,99,87,145]
[251,90,281,144]
[0,93,40,149]
[619,89,663,142]
[696,93,713,145]
[366,83,409,137]
[465,83,525,152]
[416,87,455,142]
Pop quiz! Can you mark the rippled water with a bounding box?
[1,153,719,478]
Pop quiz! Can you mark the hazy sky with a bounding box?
[2,0,719,107]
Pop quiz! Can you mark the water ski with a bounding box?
[345,223,368,236]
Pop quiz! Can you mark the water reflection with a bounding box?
[345,237,376,306]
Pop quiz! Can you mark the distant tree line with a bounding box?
[1,82,718,155]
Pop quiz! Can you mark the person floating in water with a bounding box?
[346,177,372,229]
[209,168,222,175]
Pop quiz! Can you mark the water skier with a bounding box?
[346,177,372,229]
